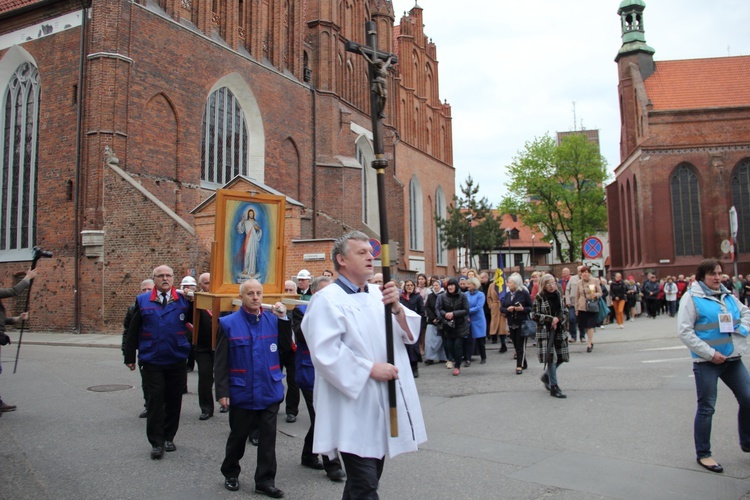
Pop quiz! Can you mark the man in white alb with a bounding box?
[302,231,426,499]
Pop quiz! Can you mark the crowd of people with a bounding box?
[3,243,749,495]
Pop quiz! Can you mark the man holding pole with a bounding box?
[302,231,426,499]
[0,267,37,414]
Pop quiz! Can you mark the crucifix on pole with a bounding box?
[345,21,400,437]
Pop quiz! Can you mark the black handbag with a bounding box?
[0,332,10,346]
[586,298,600,313]
[520,318,537,338]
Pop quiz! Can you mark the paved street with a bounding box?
[2,315,750,499]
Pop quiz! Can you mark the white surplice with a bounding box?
[301,282,427,459]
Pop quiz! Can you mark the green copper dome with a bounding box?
[619,0,646,10]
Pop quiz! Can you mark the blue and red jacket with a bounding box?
[218,307,286,410]
[135,288,191,365]
[293,304,315,392]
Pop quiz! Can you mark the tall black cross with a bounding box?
[345,21,401,438]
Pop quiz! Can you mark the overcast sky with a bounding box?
[390,0,750,204]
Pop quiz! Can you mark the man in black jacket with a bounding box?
[642,274,660,319]
[122,278,155,418]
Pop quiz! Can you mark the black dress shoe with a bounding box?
[255,484,284,498]
[224,477,240,491]
[139,408,148,418]
[164,441,176,452]
[286,413,297,423]
[499,344,507,353]
[301,457,325,470]
[326,468,347,482]
[0,402,17,412]
[540,373,550,391]
[219,406,229,413]
[150,446,164,460]
[199,412,212,421]
[697,458,723,473]
[550,385,567,399]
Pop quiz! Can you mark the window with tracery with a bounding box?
[1,62,39,259]
[201,87,249,186]
[670,164,702,256]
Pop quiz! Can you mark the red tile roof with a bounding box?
[0,0,44,16]
[645,55,750,111]
[494,212,551,249]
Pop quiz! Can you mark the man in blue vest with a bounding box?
[292,275,346,482]
[124,265,193,460]
[215,278,288,498]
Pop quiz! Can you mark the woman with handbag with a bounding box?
[400,279,425,378]
[465,277,488,365]
[424,279,447,366]
[576,266,602,353]
[532,274,569,398]
[436,277,470,376]
[501,273,533,375]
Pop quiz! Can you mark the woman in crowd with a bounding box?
[416,273,429,356]
[399,279,424,378]
[486,275,507,352]
[532,274,569,398]
[501,273,532,375]
[576,266,601,353]
[609,272,627,329]
[664,276,678,317]
[465,277,488,365]
[424,279,447,366]
[436,277,470,376]
[677,259,750,474]
[626,277,638,321]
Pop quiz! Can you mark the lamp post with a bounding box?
[465,214,474,269]
[531,234,535,269]
[506,228,512,272]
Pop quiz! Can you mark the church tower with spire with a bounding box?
[615,0,655,160]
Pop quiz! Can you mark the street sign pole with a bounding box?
[730,206,739,278]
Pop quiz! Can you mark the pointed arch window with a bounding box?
[409,176,424,251]
[435,186,447,265]
[670,164,702,256]
[201,86,249,186]
[731,158,750,252]
[1,62,39,260]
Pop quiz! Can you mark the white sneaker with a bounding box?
[619,324,624,329]
[446,361,454,369]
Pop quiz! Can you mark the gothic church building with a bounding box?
[607,0,750,278]
[0,0,455,332]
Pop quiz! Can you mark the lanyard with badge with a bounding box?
[718,312,734,333]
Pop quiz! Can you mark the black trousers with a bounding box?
[194,349,214,415]
[221,403,279,487]
[138,364,149,408]
[301,389,343,472]
[509,328,528,369]
[279,350,299,416]
[141,361,186,447]
[341,452,384,500]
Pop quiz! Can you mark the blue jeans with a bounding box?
[567,307,578,340]
[546,349,564,387]
[692,358,750,459]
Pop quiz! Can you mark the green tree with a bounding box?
[436,175,505,268]
[499,133,608,262]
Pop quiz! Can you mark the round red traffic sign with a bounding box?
[369,238,381,258]
[582,236,603,259]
